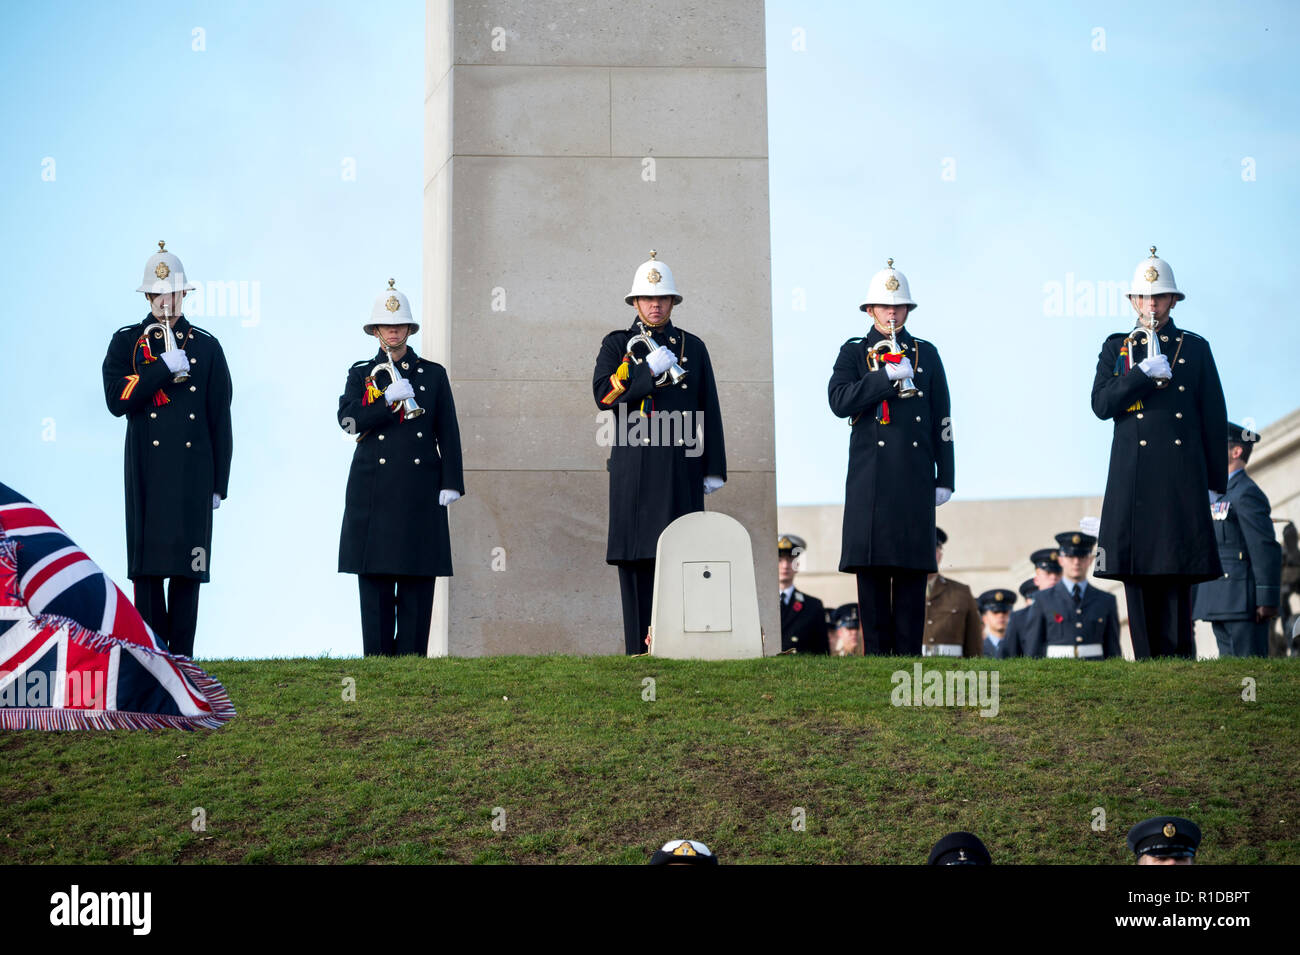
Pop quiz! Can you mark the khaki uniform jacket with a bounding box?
[922,575,983,657]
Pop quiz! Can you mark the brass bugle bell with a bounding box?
[144,303,189,384]
[1125,315,1169,390]
[372,346,425,418]
[865,319,917,398]
[627,320,687,386]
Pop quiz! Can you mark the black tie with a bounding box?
[1072,585,1082,610]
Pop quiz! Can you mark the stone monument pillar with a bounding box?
[424,0,776,654]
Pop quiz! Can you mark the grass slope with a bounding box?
[2,657,1297,864]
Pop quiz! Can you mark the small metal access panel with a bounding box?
[682,561,732,632]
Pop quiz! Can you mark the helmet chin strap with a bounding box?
[636,300,670,327]
[868,308,905,335]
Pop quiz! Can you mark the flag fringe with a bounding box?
[0,704,229,732]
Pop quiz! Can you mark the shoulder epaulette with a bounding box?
[189,325,215,340]
[1179,330,1206,342]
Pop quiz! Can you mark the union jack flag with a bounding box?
[0,482,233,731]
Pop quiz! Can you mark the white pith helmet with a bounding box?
[625,250,682,305]
[136,240,197,294]
[364,278,420,335]
[1127,246,1184,301]
[859,258,917,312]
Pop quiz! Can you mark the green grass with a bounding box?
[2,656,1297,864]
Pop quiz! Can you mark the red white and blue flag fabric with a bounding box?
[0,482,234,731]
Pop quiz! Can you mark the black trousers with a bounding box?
[1212,619,1270,658]
[133,576,202,657]
[358,575,435,657]
[616,559,656,655]
[856,568,927,655]
[1123,579,1194,659]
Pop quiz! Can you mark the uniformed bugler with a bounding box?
[101,241,233,657]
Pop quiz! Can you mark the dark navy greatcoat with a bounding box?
[828,326,954,573]
[337,347,464,577]
[1192,469,1282,620]
[102,315,233,581]
[592,319,726,563]
[1091,320,1227,582]
[1021,581,1121,658]
[780,589,828,654]
[998,605,1031,658]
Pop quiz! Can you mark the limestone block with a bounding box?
[446,156,771,381]
[421,163,453,366]
[424,67,454,186]
[611,68,768,158]
[454,66,611,157]
[449,0,765,68]
[427,0,452,92]
[447,469,620,655]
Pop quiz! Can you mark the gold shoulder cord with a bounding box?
[1168,334,1185,377]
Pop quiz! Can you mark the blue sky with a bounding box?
[1,1,1296,657]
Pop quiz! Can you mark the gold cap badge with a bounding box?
[155,262,170,279]
[672,842,698,857]
[779,536,793,549]
[646,269,662,285]
[1072,533,1081,544]
[385,296,400,312]
[1162,822,1177,838]
[996,592,1005,601]
[1144,246,1159,282]
[1050,550,1059,561]
[885,276,900,291]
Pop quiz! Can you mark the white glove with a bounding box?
[647,345,675,376]
[385,380,415,405]
[162,349,189,374]
[1137,355,1171,380]
[438,489,461,506]
[935,487,952,506]
[212,494,221,510]
[703,475,725,495]
[884,357,914,382]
